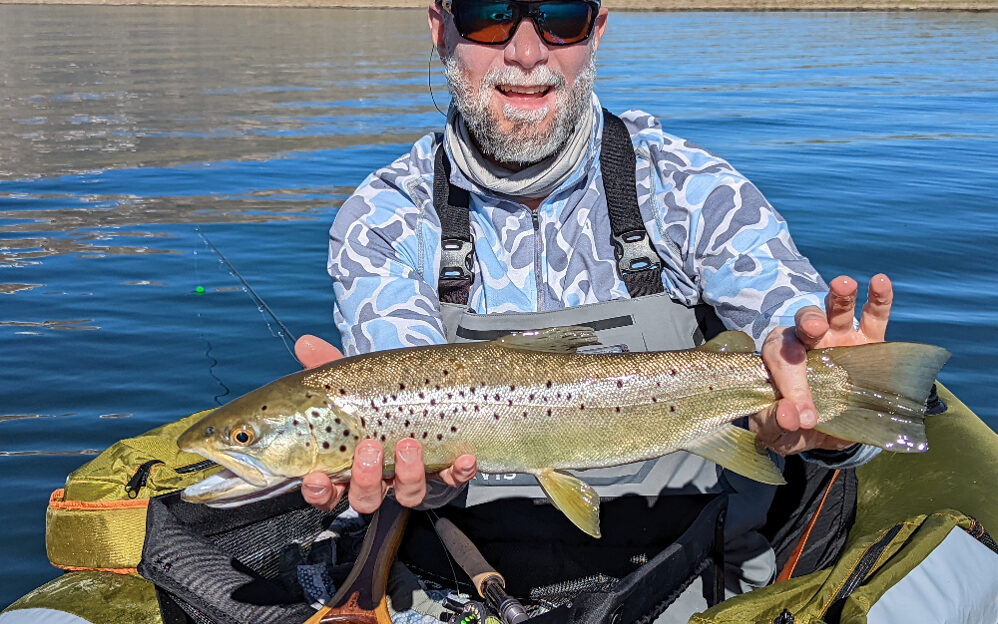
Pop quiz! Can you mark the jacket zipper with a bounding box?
[532,208,543,312]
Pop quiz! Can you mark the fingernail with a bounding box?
[357,444,382,467]
[304,484,327,497]
[801,408,817,428]
[397,442,420,463]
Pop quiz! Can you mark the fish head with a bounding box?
[178,369,359,506]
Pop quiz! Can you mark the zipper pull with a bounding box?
[125,459,164,498]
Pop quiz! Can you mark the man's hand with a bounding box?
[293,334,478,512]
[751,274,893,456]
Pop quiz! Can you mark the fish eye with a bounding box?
[205,426,215,435]
[230,425,255,446]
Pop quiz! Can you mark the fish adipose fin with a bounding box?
[812,342,951,453]
[695,330,756,354]
[496,326,601,353]
[685,425,786,485]
[535,469,602,538]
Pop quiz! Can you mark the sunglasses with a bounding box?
[440,0,601,47]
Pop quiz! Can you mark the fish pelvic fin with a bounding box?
[685,425,786,485]
[695,330,756,354]
[495,326,600,353]
[535,469,602,538]
[810,342,951,453]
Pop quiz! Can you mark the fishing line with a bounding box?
[429,44,448,117]
[193,240,232,405]
[195,226,299,362]
[427,508,466,599]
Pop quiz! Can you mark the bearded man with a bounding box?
[296,0,892,620]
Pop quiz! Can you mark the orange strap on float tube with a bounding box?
[45,488,150,574]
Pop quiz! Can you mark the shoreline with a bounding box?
[0,0,994,8]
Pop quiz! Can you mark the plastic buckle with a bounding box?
[440,236,475,283]
[612,229,661,275]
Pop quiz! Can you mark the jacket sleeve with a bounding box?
[328,169,447,357]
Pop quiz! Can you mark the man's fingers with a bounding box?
[392,440,428,507]
[437,454,478,488]
[295,334,344,370]
[762,328,818,429]
[825,276,859,334]
[348,440,388,514]
[859,273,892,342]
[302,472,346,512]
[793,306,829,349]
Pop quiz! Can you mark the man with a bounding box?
[295,0,892,619]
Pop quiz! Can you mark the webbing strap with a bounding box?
[433,111,665,305]
[599,109,665,297]
[434,145,474,306]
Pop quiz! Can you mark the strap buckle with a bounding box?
[440,236,475,284]
[612,229,662,275]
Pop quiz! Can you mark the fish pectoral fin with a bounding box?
[695,331,756,354]
[535,469,602,538]
[685,425,786,485]
[495,326,600,353]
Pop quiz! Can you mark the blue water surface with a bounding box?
[1,6,996,608]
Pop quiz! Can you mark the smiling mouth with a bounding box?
[497,85,553,97]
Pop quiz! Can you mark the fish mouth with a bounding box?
[181,469,302,508]
[179,446,274,488]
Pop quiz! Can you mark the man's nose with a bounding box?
[503,17,550,69]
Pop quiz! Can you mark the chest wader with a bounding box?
[399,110,731,623]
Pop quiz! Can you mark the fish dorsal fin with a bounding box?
[535,469,602,538]
[696,331,756,354]
[495,326,600,354]
[684,425,785,485]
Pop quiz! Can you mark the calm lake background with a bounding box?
[1,5,996,607]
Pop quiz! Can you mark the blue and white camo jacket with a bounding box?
[328,96,828,356]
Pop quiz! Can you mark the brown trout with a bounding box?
[178,328,949,537]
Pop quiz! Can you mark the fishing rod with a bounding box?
[195,227,299,362]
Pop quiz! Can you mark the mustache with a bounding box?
[482,65,567,90]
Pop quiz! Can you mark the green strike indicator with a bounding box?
[195,286,205,294]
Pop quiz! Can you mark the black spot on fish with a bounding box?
[322,442,330,449]
[494,413,500,420]
[615,407,621,413]
[580,404,585,410]
[425,378,430,385]
[670,406,676,413]
[652,397,658,403]
[409,432,415,438]
[423,409,428,416]
[354,435,359,441]
[398,406,403,412]
[566,393,572,400]
[382,397,388,404]
[494,393,500,401]
[469,387,476,394]
[305,442,310,447]
[509,385,516,391]
[339,389,346,395]
[379,435,385,442]
[670,369,677,376]
[435,385,441,390]
[343,429,350,436]
[529,393,535,401]
[326,425,332,433]
[430,398,437,406]
[335,417,341,424]
[391,394,397,401]
[523,411,528,418]
[556,392,562,399]
[507,399,513,406]
[459,391,466,398]
[399,383,406,390]
[340,445,348,452]
[437,434,443,441]
[293,419,299,426]
[422,431,428,439]
[419,392,425,399]
[261,405,268,411]
[360,417,367,428]
[617,380,623,388]
[474,405,480,412]
[546,381,553,388]
[709,386,714,391]
[546,409,552,416]
[309,423,314,430]
[405,420,410,427]
[450,426,458,433]
[443,370,449,376]
[312,410,320,418]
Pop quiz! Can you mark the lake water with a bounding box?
[1,5,996,608]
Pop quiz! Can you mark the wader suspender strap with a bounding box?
[598,109,666,298]
[433,110,665,304]
[434,145,475,305]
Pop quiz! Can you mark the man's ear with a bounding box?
[428,1,447,59]
[590,8,608,52]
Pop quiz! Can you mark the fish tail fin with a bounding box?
[810,342,950,452]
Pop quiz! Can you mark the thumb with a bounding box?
[295,334,344,369]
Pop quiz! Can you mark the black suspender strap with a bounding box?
[433,110,666,305]
[434,145,475,305]
[599,108,665,298]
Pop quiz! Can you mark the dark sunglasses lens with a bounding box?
[535,2,595,45]
[453,2,520,44]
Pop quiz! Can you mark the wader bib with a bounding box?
[398,111,734,622]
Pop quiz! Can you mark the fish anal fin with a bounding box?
[496,326,600,353]
[695,331,756,354]
[535,469,602,538]
[685,425,785,485]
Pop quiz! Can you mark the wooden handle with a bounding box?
[434,517,505,597]
[304,498,410,624]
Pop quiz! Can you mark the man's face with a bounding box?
[430,1,608,166]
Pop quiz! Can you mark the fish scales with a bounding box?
[302,342,784,474]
